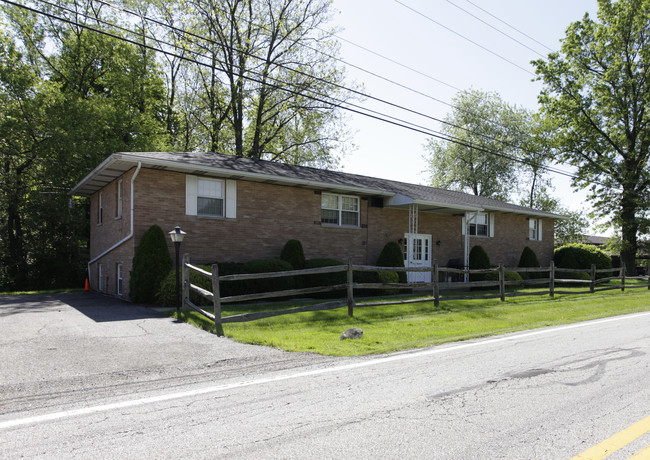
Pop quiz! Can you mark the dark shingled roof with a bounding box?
[70,151,565,219]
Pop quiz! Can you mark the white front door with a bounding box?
[404,233,432,283]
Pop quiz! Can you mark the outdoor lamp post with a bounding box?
[169,226,186,315]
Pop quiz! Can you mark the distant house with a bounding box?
[70,152,564,299]
[583,235,610,247]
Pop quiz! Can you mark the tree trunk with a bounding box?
[620,189,638,276]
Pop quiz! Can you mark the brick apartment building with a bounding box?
[71,151,563,299]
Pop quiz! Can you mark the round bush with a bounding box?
[280,239,306,270]
[304,258,346,298]
[377,270,400,295]
[213,262,249,297]
[157,266,212,308]
[518,246,540,268]
[504,271,523,282]
[518,246,541,279]
[469,245,491,282]
[129,225,172,303]
[244,258,295,294]
[554,243,611,278]
[469,245,491,269]
[376,241,407,283]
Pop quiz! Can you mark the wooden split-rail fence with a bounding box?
[180,254,649,334]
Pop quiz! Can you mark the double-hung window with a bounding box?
[321,193,359,227]
[197,178,224,217]
[186,175,236,218]
[468,212,489,236]
[529,218,542,241]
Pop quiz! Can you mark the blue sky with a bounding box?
[330,0,598,216]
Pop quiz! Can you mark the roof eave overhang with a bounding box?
[385,194,484,214]
[70,152,395,198]
[481,205,569,220]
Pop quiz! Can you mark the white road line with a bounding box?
[2,311,649,430]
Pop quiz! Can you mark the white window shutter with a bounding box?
[225,180,237,219]
[186,175,197,216]
[489,213,495,237]
[461,216,466,235]
[538,219,542,241]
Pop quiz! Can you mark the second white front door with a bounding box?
[404,233,432,283]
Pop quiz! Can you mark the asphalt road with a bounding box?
[1,293,650,459]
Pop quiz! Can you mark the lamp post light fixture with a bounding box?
[169,225,186,315]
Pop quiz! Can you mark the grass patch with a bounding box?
[171,282,650,357]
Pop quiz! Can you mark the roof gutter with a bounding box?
[86,161,142,285]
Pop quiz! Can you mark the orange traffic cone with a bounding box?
[84,278,90,292]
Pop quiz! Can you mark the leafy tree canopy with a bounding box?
[425,89,550,204]
[533,0,650,273]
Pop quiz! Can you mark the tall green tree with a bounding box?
[533,0,650,273]
[425,89,546,202]
[0,2,169,290]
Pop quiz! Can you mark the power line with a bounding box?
[333,34,463,93]
[393,0,536,76]
[445,0,546,58]
[2,0,591,187]
[460,0,554,52]
[88,0,546,163]
[53,0,541,162]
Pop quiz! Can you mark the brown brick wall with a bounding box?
[89,167,557,299]
[467,214,554,267]
[89,169,136,298]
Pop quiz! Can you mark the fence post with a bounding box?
[590,264,596,293]
[182,253,190,314]
[212,264,224,336]
[621,263,626,292]
[433,259,440,308]
[549,261,555,298]
[499,263,505,302]
[347,257,355,317]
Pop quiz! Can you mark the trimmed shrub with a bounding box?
[471,269,522,284]
[376,241,407,283]
[505,270,523,282]
[518,246,541,279]
[280,239,306,270]
[215,262,249,297]
[469,245,491,282]
[243,258,295,294]
[157,265,212,308]
[304,258,346,298]
[377,270,400,295]
[129,225,172,303]
[554,243,612,279]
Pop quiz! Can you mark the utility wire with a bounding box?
[4,0,589,186]
[86,0,570,177]
[56,0,539,162]
[445,0,546,58]
[90,0,546,159]
[460,0,554,52]
[393,0,536,76]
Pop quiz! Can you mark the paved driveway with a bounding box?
[0,292,333,415]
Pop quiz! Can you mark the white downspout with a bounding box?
[87,162,142,285]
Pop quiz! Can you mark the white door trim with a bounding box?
[404,233,432,283]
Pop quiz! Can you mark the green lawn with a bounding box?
[175,282,650,357]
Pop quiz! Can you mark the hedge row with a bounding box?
[156,240,407,307]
